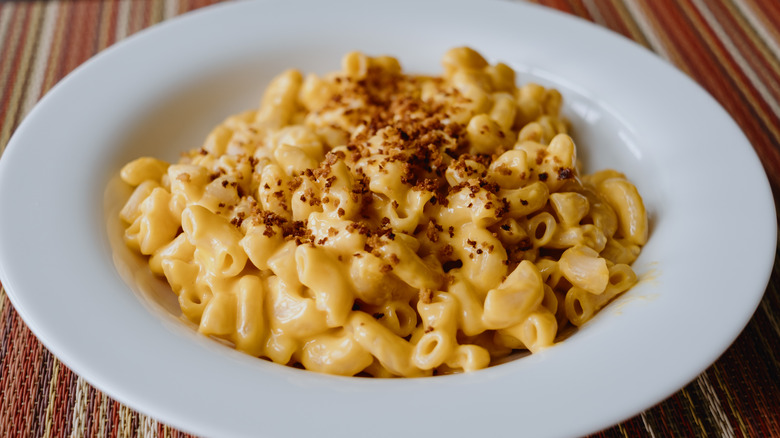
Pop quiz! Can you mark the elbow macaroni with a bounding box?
[119,47,648,377]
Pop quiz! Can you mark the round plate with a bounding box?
[0,1,774,437]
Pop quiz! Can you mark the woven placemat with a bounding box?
[0,1,778,436]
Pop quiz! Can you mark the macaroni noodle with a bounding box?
[119,47,648,376]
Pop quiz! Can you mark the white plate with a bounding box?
[0,1,775,437]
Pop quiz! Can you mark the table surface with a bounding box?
[1,0,779,437]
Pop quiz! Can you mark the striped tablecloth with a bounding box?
[1,1,778,437]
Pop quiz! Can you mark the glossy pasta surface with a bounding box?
[119,48,648,377]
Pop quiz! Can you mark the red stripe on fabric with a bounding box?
[1,314,30,436]
[750,0,780,29]
[594,0,636,41]
[534,0,575,14]
[0,308,20,436]
[83,384,98,437]
[50,366,76,437]
[50,3,76,86]
[67,1,101,77]
[16,328,44,438]
[104,0,121,50]
[31,350,55,438]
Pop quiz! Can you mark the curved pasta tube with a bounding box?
[490,92,518,131]
[161,258,209,323]
[558,245,609,295]
[290,173,323,221]
[374,238,443,291]
[597,178,648,246]
[120,180,160,223]
[299,73,336,111]
[199,289,236,337]
[300,329,373,376]
[441,47,488,77]
[240,223,285,271]
[266,275,329,339]
[549,192,589,229]
[447,276,487,336]
[255,69,302,129]
[564,263,638,326]
[488,149,529,189]
[120,157,169,186]
[150,233,195,276]
[499,309,557,353]
[444,344,491,372]
[413,292,458,370]
[167,164,210,210]
[600,238,642,265]
[125,187,179,256]
[482,260,544,329]
[347,312,429,377]
[445,158,486,187]
[548,224,607,253]
[321,160,362,220]
[499,181,549,219]
[181,205,248,278]
[445,185,502,228]
[306,213,367,256]
[449,223,508,293]
[466,114,513,154]
[233,275,267,356]
[296,245,354,327]
[257,163,292,221]
[349,252,415,306]
[374,300,418,338]
[524,212,557,249]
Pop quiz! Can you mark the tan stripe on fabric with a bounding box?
[40,2,70,96]
[20,0,59,117]
[95,392,109,438]
[118,403,134,437]
[621,0,675,62]
[608,0,652,49]
[96,0,116,52]
[116,0,132,41]
[138,414,158,437]
[581,0,609,29]
[711,364,748,436]
[130,0,147,36]
[68,377,90,438]
[149,0,164,26]
[738,0,780,59]
[691,0,780,120]
[0,4,16,55]
[164,0,180,20]
[41,359,60,438]
[640,412,657,438]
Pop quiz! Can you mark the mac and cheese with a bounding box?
[119,48,648,376]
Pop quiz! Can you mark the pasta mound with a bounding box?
[118,47,648,377]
